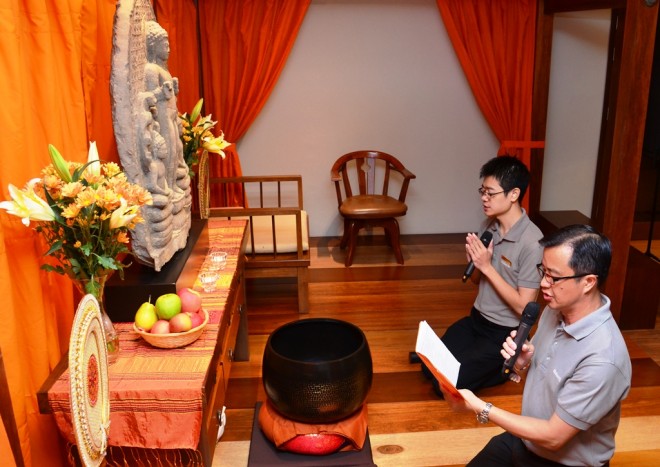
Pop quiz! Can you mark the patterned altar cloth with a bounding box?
[46,219,247,451]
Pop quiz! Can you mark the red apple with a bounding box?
[186,310,205,329]
[150,319,171,334]
[178,287,202,314]
[170,312,192,333]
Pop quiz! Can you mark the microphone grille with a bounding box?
[522,302,541,325]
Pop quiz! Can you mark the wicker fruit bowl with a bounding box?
[134,309,209,349]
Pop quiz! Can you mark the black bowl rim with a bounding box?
[264,318,370,365]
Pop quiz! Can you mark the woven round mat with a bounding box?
[69,294,110,466]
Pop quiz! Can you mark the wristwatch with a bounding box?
[477,402,493,424]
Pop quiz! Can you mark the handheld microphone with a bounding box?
[502,302,541,377]
[462,230,493,282]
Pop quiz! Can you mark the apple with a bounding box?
[150,319,171,334]
[134,300,158,331]
[155,293,182,320]
[178,287,202,314]
[186,310,205,329]
[170,313,192,333]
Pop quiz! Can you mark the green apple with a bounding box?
[155,293,182,320]
[134,300,158,331]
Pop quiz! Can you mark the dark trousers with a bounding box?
[441,307,516,391]
[468,432,610,467]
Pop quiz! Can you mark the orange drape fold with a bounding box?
[0,1,96,465]
[436,0,540,209]
[197,0,311,206]
[1,1,311,463]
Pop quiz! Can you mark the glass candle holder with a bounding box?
[209,249,228,270]
[199,270,220,292]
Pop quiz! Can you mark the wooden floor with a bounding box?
[213,234,660,466]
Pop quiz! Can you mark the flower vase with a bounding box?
[73,274,120,364]
[197,150,210,219]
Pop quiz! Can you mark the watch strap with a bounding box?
[477,402,493,424]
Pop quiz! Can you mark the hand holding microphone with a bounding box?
[462,230,493,282]
[502,302,540,381]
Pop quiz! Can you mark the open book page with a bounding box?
[415,320,464,401]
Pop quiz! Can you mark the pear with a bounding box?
[135,299,158,331]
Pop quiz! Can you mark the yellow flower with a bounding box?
[61,203,81,219]
[202,132,230,158]
[76,188,97,207]
[103,162,122,178]
[116,231,130,244]
[179,98,231,171]
[61,182,83,198]
[0,179,56,226]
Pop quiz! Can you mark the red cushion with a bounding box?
[280,433,346,455]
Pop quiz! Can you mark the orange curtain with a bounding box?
[154,0,201,115]
[435,0,541,209]
[0,1,114,465]
[197,0,311,206]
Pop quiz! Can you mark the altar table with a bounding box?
[37,219,248,466]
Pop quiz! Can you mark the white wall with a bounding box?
[541,10,610,217]
[236,0,609,237]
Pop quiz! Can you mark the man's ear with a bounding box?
[509,187,520,202]
[583,274,598,294]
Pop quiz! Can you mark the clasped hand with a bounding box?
[466,232,493,272]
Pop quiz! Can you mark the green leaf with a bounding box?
[96,255,118,270]
[44,240,64,256]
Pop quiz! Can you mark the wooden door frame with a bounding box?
[529,0,658,322]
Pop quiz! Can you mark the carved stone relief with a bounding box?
[110,0,192,271]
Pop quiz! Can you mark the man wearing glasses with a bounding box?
[445,224,631,466]
[423,155,543,392]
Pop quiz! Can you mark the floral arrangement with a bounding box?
[179,98,231,175]
[0,143,152,296]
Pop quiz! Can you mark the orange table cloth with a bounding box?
[45,219,247,450]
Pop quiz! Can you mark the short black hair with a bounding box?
[540,224,611,287]
[479,155,530,202]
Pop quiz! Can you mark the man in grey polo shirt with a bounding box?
[422,155,543,392]
[445,224,631,466]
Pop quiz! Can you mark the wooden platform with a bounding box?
[213,234,660,466]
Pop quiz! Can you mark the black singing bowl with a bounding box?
[262,318,373,424]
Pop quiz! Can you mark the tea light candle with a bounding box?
[209,249,228,270]
[199,271,220,292]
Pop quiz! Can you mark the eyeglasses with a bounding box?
[478,187,505,199]
[536,264,594,285]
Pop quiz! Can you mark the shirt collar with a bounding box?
[488,209,530,243]
[562,294,612,340]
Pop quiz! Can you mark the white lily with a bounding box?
[85,141,101,177]
[0,179,56,226]
[109,198,139,229]
[202,133,231,159]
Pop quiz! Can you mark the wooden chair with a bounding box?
[208,175,310,313]
[331,150,416,267]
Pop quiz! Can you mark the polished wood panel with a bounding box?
[214,234,660,466]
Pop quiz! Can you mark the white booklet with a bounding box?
[415,320,463,400]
